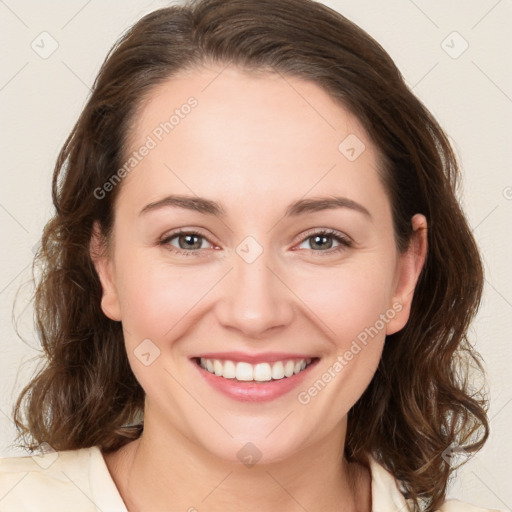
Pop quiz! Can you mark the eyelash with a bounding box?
[159,228,353,257]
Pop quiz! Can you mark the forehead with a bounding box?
[117,65,388,221]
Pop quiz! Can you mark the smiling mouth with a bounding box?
[192,357,319,383]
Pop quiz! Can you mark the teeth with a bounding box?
[199,357,313,382]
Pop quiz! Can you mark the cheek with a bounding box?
[289,261,395,437]
[115,246,397,348]
[288,257,396,349]
[113,250,205,345]
[114,254,211,404]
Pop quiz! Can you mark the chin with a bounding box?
[189,420,306,467]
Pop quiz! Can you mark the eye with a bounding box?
[295,229,352,255]
[160,228,353,257]
[160,229,215,256]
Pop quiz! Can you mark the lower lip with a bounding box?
[192,359,319,402]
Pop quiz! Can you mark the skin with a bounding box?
[91,64,427,512]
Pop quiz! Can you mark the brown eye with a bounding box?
[175,233,204,250]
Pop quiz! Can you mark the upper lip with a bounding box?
[192,351,318,364]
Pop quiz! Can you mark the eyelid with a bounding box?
[159,228,218,257]
[160,227,353,256]
[291,228,353,257]
[160,227,212,243]
[292,227,352,247]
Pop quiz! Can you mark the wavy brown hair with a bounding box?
[13,0,489,510]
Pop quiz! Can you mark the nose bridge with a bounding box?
[215,236,294,337]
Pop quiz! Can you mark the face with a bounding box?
[92,65,426,465]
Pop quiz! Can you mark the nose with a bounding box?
[214,247,295,338]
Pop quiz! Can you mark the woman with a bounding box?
[0,0,499,510]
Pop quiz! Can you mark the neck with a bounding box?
[104,416,371,512]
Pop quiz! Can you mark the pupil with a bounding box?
[312,235,332,250]
[180,234,200,249]
[177,234,333,251]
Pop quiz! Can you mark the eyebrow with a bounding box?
[139,194,372,219]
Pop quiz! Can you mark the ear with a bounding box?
[89,220,122,322]
[386,214,428,335]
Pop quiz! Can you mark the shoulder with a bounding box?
[0,445,126,512]
[367,455,504,512]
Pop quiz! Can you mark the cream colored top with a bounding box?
[0,446,502,511]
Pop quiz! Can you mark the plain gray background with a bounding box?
[0,1,511,509]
